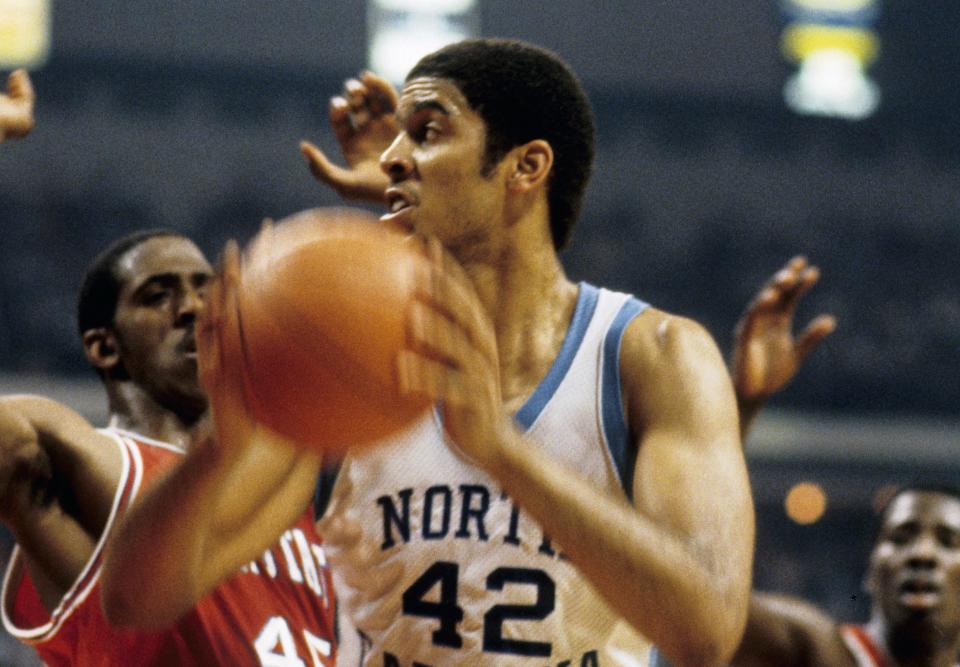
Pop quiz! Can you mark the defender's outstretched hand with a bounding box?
[0,69,35,142]
[300,71,398,203]
[733,256,835,435]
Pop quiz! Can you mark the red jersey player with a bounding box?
[0,231,335,665]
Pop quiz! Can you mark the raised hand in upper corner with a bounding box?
[733,256,836,436]
[0,69,35,142]
[300,71,398,203]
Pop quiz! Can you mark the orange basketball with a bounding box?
[231,207,432,455]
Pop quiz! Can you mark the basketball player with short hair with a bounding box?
[0,230,337,665]
[0,69,35,143]
[730,257,960,667]
[103,38,755,666]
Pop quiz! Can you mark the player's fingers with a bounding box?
[416,239,498,362]
[360,70,399,115]
[300,140,354,191]
[343,78,373,128]
[783,265,821,308]
[397,349,455,402]
[362,560,403,600]
[771,265,804,297]
[327,96,355,146]
[7,69,34,104]
[795,314,836,361]
[344,78,368,110]
[786,255,808,273]
[736,285,779,342]
[316,513,363,549]
[406,299,471,367]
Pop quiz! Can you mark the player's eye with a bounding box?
[937,528,960,549]
[411,120,441,143]
[142,289,170,306]
[887,527,913,546]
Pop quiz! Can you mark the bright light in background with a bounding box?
[0,0,50,69]
[781,0,881,120]
[368,0,479,85]
[785,482,828,524]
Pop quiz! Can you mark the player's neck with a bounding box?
[106,382,202,449]
[463,225,577,410]
[867,615,958,667]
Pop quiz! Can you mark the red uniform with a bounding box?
[839,625,887,667]
[1,428,336,666]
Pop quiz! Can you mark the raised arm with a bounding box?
[300,70,397,202]
[732,256,835,439]
[727,257,847,667]
[0,69,35,142]
[0,395,121,609]
[397,243,754,666]
[101,243,321,629]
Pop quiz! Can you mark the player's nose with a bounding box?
[381,135,414,183]
[175,286,205,326]
[905,532,940,569]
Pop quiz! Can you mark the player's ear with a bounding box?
[83,327,121,373]
[507,139,553,193]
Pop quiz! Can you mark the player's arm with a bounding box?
[0,69,35,142]
[101,425,320,629]
[0,395,122,609]
[400,242,753,666]
[732,256,835,439]
[728,258,842,666]
[300,71,397,202]
[101,243,322,630]
[731,592,854,667]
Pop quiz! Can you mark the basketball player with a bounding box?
[730,257,960,667]
[103,39,755,666]
[0,231,337,664]
[0,69,34,142]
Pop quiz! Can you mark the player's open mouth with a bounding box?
[381,188,416,231]
[898,579,942,609]
[179,334,198,358]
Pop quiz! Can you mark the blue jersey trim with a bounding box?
[649,646,673,666]
[601,296,648,502]
[514,282,599,431]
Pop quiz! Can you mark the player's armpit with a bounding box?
[0,395,122,532]
[0,395,123,610]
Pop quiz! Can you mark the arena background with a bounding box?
[1,1,958,663]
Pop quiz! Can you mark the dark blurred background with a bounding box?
[1,1,958,664]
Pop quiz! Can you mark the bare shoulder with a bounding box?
[619,308,735,430]
[620,307,722,371]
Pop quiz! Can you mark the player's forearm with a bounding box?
[490,433,749,666]
[101,441,226,628]
[101,434,321,629]
[730,592,837,667]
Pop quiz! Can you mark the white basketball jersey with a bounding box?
[321,283,670,667]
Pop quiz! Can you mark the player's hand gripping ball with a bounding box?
[215,207,432,455]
